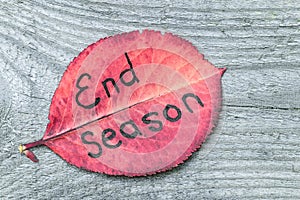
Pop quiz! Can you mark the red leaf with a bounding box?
[20,30,226,176]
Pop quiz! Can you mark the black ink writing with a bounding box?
[182,93,204,113]
[76,73,101,109]
[102,128,122,149]
[102,78,120,98]
[81,92,204,158]
[81,131,102,158]
[75,53,139,109]
[120,120,142,139]
[163,104,182,122]
[120,53,140,86]
[142,112,163,132]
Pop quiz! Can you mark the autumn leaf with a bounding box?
[19,30,226,176]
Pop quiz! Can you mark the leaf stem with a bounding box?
[19,140,45,162]
[19,139,45,153]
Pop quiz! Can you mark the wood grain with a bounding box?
[0,0,299,199]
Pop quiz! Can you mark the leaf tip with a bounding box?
[218,68,227,77]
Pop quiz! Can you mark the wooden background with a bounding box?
[0,0,299,199]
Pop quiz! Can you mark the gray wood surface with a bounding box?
[1,0,299,199]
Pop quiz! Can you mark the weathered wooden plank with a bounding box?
[0,0,299,199]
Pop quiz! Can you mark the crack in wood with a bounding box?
[223,104,300,111]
